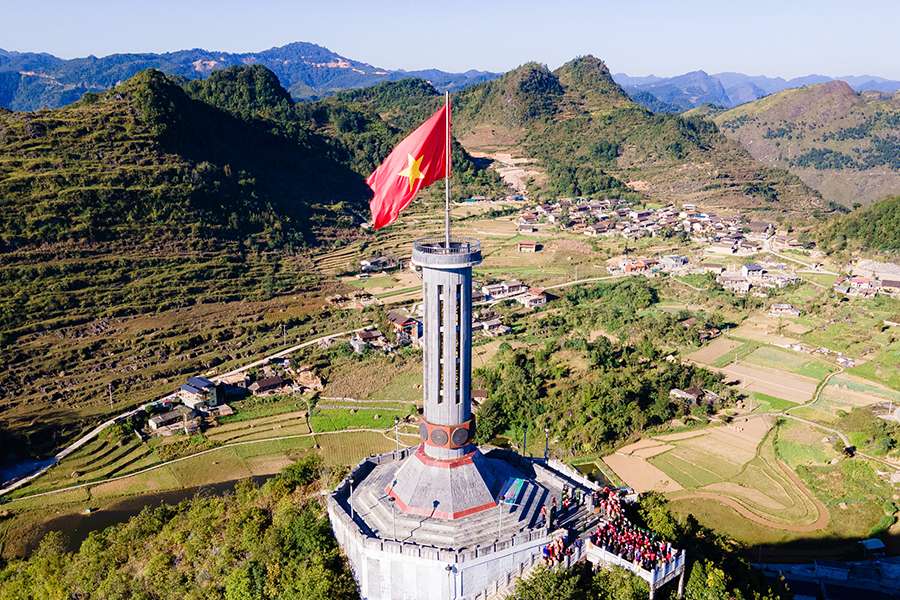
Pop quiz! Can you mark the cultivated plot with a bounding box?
[720,362,819,404]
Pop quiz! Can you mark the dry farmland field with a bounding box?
[603,412,898,549]
[792,373,900,423]
[720,362,820,404]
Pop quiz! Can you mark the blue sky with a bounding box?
[5,0,899,78]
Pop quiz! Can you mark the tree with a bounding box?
[592,567,648,600]
[513,566,584,600]
[684,560,735,600]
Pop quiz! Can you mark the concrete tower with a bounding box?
[415,237,479,460]
[327,236,603,600]
[385,237,509,519]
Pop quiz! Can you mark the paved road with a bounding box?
[0,328,366,498]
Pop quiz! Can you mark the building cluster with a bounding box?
[149,361,325,437]
[515,199,806,255]
[358,254,401,274]
[833,260,900,298]
[669,387,721,411]
[606,254,691,276]
[149,376,230,436]
[716,262,801,296]
[478,279,548,309]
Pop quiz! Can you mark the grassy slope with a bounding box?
[450,56,829,218]
[714,81,900,207]
[816,195,900,254]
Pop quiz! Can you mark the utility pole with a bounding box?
[282,323,287,347]
[108,382,113,408]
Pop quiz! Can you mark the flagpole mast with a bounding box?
[444,90,451,249]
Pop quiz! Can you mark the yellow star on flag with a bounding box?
[397,153,426,192]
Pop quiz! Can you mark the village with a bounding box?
[136,196,900,445]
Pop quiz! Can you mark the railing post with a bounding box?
[677,551,686,599]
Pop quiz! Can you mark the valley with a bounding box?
[0,49,898,599]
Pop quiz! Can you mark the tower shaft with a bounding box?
[412,238,481,460]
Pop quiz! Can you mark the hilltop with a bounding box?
[0,67,372,251]
[0,42,499,110]
[713,81,900,206]
[446,56,828,215]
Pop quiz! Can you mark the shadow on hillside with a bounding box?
[154,85,373,238]
[744,530,900,563]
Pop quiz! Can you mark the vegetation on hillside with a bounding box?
[0,68,370,251]
[474,279,735,453]
[0,455,359,599]
[713,82,900,206]
[816,195,900,253]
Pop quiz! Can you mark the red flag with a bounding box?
[367,103,449,230]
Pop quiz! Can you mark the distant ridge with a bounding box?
[0,41,500,110]
[614,70,900,112]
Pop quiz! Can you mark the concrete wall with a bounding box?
[328,497,553,600]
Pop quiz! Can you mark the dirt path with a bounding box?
[676,485,828,533]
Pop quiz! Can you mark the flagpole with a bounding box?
[444,90,451,249]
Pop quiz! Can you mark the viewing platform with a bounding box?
[585,541,686,599]
[412,237,482,268]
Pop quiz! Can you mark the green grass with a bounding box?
[368,368,422,402]
[218,396,307,424]
[712,339,761,368]
[742,345,836,381]
[375,286,419,299]
[750,392,796,412]
[231,436,315,459]
[310,407,405,433]
[649,448,741,488]
[775,438,833,468]
[675,274,713,289]
[847,341,900,391]
[795,459,896,539]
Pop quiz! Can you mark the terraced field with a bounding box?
[606,416,829,540]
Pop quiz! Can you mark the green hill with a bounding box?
[817,195,900,253]
[0,68,370,251]
[450,56,827,215]
[714,81,900,207]
[0,66,502,458]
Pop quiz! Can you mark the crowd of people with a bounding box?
[590,486,677,572]
[541,531,584,566]
[538,486,678,573]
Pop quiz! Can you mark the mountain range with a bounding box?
[711,80,900,207]
[614,70,900,112]
[0,42,498,110]
[4,40,899,116]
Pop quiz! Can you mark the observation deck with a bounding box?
[412,237,482,269]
